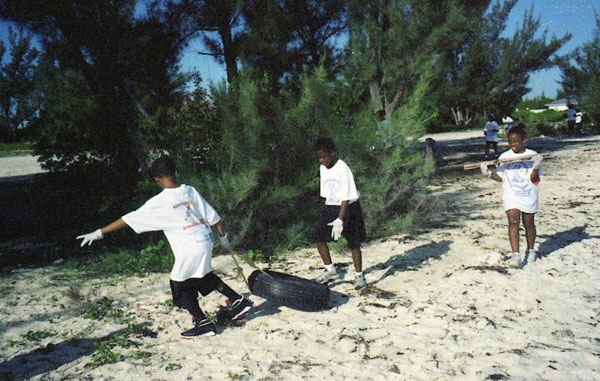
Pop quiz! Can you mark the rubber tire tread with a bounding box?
[248,270,330,312]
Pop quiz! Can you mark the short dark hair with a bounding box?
[150,157,177,178]
[314,138,335,152]
[509,123,526,139]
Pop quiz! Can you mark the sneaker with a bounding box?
[354,274,367,289]
[180,319,217,339]
[314,268,339,283]
[230,297,253,320]
[526,249,537,263]
[508,252,522,268]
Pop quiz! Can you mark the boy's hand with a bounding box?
[219,234,231,250]
[328,218,344,241]
[480,163,493,177]
[532,154,543,169]
[77,229,103,247]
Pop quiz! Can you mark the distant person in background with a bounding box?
[575,109,583,134]
[502,114,514,134]
[484,114,500,158]
[567,104,577,135]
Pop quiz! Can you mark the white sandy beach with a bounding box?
[1,134,599,380]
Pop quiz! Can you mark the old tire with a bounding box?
[248,269,330,312]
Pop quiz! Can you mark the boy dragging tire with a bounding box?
[77,157,252,338]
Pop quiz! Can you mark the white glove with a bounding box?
[532,154,543,169]
[327,218,344,241]
[77,229,103,247]
[480,162,493,177]
[220,234,231,250]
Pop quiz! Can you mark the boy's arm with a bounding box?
[327,200,349,241]
[338,200,349,222]
[76,218,128,247]
[213,219,232,250]
[530,154,542,183]
[480,163,502,182]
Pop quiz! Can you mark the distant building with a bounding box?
[544,98,576,112]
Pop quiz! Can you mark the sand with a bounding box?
[1,134,599,380]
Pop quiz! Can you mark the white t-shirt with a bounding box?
[575,112,582,123]
[484,121,500,142]
[502,116,513,125]
[122,184,221,281]
[496,149,542,213]
[320,159,359,206]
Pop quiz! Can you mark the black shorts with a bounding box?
[311,201,366,249]
[169,272,219,309]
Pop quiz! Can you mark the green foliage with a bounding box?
[0,141,31,156]
[424,1,569,129]
[517,96,554,111]
[87,334,133,368]
[0,26,39,142]
[165,362,182,372]
[84,297,117,320]
[80,240,173,276]
[512,109,566,136]
[560,15,600,130]
[23,330,55,342]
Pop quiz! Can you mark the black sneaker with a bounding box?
[230,297,253,320]
[180,319,217,339]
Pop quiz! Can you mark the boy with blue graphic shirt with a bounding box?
[76,157,252,338]
[312,138,367,289]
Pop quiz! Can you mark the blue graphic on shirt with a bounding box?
[506,162,532,197]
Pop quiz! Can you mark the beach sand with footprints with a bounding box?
[1,132,599,380]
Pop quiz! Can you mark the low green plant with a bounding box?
[165,362,182,371]
[83,297,115,320]
[247,249,266,263]
[88,343,123,367]
[23,330,55,342]
[164,299,174,308]
[87,334,132,368]
[131,350,151,360]
[83,240,173,276]
[0,142,32,157]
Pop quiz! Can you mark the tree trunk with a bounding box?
[219,24,238,84]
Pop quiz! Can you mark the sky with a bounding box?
[1,0,598,99]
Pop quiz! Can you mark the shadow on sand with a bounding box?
[538,225,599,257]
[0,323,154,381]
[364,240,452,286]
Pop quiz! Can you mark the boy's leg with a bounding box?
[506,209,524,268]
[493,142,498,155]
[317,242,333,265]
[522,212,536,250]
[207,273,252,320]
[351,248,362,272]
[314,242,338,283]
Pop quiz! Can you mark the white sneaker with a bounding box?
[314,268,338,283]
[354,274,367,289]
[526,249,537,264]
[508,252,522,268]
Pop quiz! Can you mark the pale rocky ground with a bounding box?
[1,134,599,380]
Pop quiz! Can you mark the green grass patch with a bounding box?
[0,142,32,157]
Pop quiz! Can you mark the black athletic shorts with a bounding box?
[311,201,366,249]
[169,272,219,309]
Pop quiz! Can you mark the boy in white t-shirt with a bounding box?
[480,124,543,268]
[76,157,252,338]
[484,114,500,158]
[311,138,367,289]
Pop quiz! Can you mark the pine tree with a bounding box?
[559,15,600,129]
